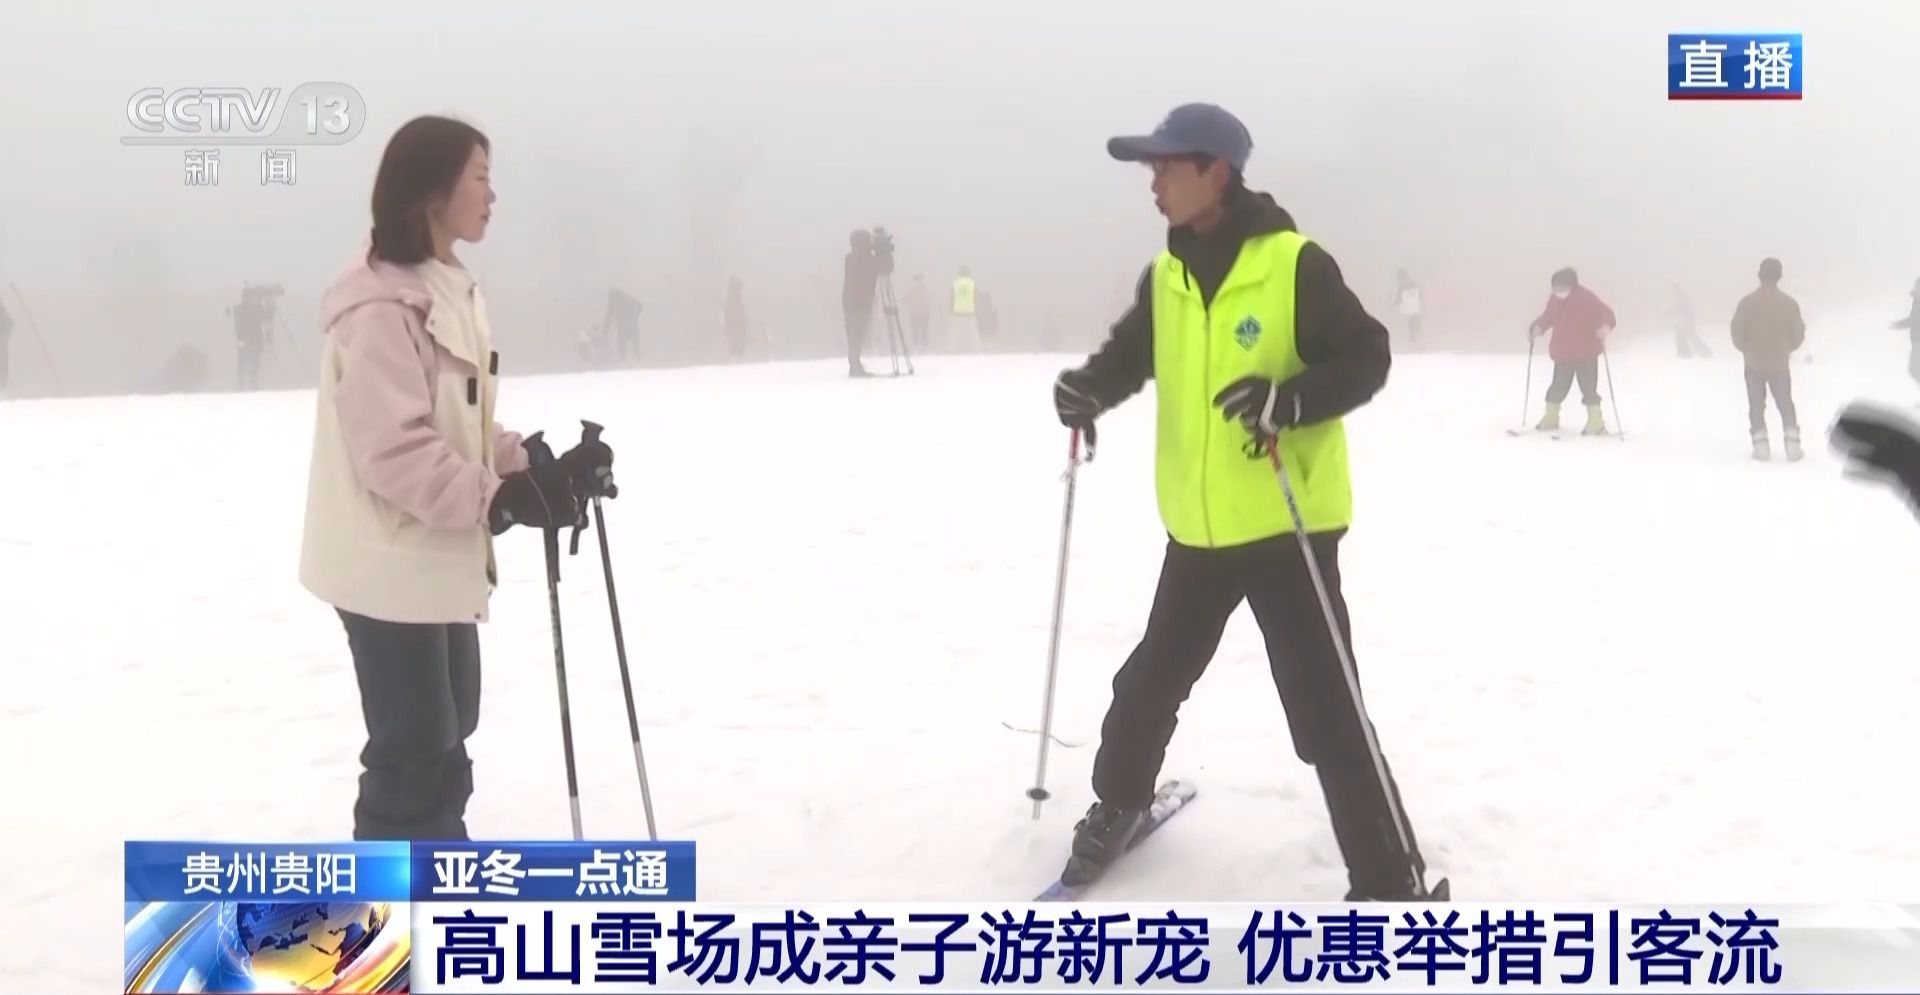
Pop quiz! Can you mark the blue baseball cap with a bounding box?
[1107,103,1253,172]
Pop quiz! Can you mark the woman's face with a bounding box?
[434,144,495,245]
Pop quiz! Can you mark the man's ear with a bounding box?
[1206,158,1234,194]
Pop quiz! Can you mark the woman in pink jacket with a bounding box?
[1528,266,1617,436]
[300,116,614,840]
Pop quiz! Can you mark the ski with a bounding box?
[1034,779,1197,901]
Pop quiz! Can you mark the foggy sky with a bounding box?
[1,1,1915,390]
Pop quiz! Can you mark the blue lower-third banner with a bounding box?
[402,901,1920,992]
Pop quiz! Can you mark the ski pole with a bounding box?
[1507,333,1536,435]
[1518,334,1535,430]
[8,282,64,395]
[576,419,659,841]
[1027,426,1090,819]
[527,432,586,840]
[1602,349,1625,439]
[1267,445,1431,898]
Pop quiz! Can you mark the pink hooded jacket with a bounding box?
[299,250,529,625]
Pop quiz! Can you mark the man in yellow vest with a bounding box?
[950,266,979,351]
[1050,103,1439,900]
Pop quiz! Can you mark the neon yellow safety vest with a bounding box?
[1151,230,1352,548]
[951,277,976,316]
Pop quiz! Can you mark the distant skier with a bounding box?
[1052,102,1439,901]
[977,289,1000,348]
[950,265,979,352]
[1730,257,1806,461]
[231,283,281,391]
[1670,284,1711,358]
[1391,268,1423,348]
[1888,277,1920,397]
[724,276,749,360]
[1528,267,1616,435]
[603,287,643,363]
[300,115,616,840]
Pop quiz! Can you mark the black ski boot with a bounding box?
[1060,801,1145,887]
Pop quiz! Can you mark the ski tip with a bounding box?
[1426,877,1453,902]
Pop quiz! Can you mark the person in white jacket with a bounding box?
[301,115,615,840]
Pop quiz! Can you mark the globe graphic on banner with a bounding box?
[214,901,394,992]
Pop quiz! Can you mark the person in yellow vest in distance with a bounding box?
[950,266,979,352]
[1049,102,1442,901]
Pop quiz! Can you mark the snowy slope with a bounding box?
[5,346,1920,995]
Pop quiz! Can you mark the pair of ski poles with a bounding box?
[1020,423,1434,899]
[526,420,659,842]
[1513,333,1627,438]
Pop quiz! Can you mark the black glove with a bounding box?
[489,461,583,535]
[559,436,617,500]
[1213,376,1300,455]
[1053,368,1105,452]
[1832,402,1920,514]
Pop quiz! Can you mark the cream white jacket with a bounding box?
[299,254,528,625]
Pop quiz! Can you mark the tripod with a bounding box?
[874,275,915,377]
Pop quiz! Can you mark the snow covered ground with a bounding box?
[6,341,1920,994]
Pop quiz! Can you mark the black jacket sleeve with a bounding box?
[1071,265,1155,408]
[1284,243,1392,425]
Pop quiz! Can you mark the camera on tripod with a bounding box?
[862,227,912,377]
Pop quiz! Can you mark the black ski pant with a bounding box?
[339,610,481,841]
[1745,367,1798,433]
[1090,532,1424,897]
[843,306,872,369]
[1544,358,1600,405]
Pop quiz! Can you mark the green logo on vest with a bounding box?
[1234,316,1262,350]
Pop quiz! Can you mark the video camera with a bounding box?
[230,282,285,321]
[869,227,895,262]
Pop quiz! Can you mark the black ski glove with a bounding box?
[1053,368,1105,451]
[559,436,617,500]
[489,461,583,535]
[1832,401,1920,516]
[1214,375,1301,455]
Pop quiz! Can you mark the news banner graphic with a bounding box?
[121,835,1920,993]
[121,82,369,186]
[1667,34,1803,100]
[123,840,694,994]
